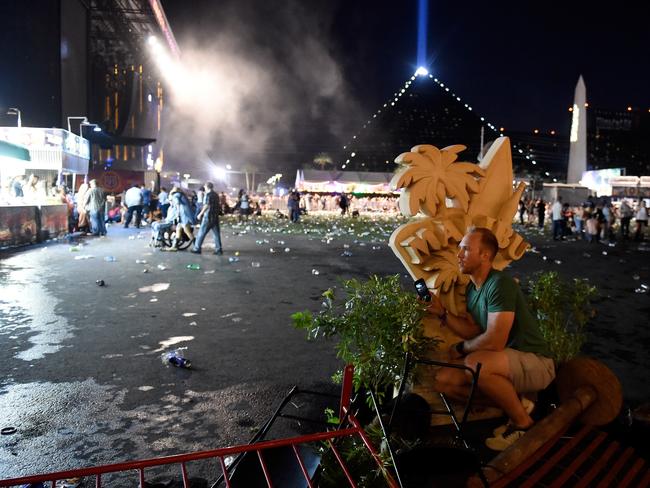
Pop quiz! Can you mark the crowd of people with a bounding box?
[518,196,648,242]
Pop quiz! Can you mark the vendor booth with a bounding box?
[0,127,90,247]
[295,169,397,194]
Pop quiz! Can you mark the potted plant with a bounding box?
[525,270,597,363]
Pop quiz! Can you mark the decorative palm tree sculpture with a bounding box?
[389,136,529,320]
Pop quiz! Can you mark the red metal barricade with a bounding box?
[0,365,398,488]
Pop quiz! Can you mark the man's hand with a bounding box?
[421,293,445,318]
[448,341,465,360]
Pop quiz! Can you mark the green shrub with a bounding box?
[292,274,439,402]
[526,271,597,363]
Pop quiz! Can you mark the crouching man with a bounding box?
[425,227,555,451]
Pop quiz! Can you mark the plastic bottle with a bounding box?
[164,351,191,368]
[186,264,201,270]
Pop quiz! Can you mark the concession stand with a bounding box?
[0,127,90,247]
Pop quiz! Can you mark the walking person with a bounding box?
[123,183,143,228]
[535,198,545,229]
[158,187,170,219]
[634,201,648,241]
[191,181,223,255]
[551,197,563,240]
[84,179,107,236]
[619,200,633,239]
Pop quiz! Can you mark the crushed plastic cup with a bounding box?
[228,257,240,263]
[341,251,353,257]
[311,269,320,275]
[602,251,608,256]
[157,264,168,270]
[104,256,117,262]
[251,262,261,268]
[269,248,276,253]
[284,247,290,252]
[186,264,201,270]
[136,259,147,264]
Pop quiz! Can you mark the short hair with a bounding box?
[205,181,214,190]
[467,226,498,260]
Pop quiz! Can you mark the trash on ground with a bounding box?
[136,259,147,264]
[1,426,17,435]
[341,250,353,257]
[228,257,240,263]
[96,280,105,287]
[311,269,320,275]
[157,264,167,270]
[251,262,261,267]
[162,349,191,369]
[284,247,290,252]
[104,256,117,262]
[139,283,170,293]
[186,264,201,270]
[74,255,94,260]
[633,274,640,280]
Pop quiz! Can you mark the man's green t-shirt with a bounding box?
[466,269,551,357]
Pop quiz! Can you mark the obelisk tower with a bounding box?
[567,76,587,184]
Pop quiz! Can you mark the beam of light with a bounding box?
[147,0,181,59]
[416,0,428,68]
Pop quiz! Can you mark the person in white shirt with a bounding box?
[551,197,564,240]
[634,201,648,241]
[122,184,143,228]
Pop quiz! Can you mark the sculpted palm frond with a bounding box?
[392,144,485,217]
[421,249,464,294]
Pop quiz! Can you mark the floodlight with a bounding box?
[415,67,429,76]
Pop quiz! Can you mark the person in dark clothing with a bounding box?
[191,181,223,255]
[535,199,546,228]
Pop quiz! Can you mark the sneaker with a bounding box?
[486,424,529,451]
[214,250,223,255]
[493,397,535,436]
[190,248,201,254]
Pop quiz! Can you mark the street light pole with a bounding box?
[7,108,22,127]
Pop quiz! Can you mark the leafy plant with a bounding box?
[292,274,439,404]
[526,271,597,363]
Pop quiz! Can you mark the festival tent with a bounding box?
[295,169,397,194]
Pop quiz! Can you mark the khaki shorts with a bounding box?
[504,348,555,393]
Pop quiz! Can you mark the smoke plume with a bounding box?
[158,0,361,181]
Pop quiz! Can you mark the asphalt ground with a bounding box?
[0,214,648,482]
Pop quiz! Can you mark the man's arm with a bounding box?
[424,295,481,339]
[463,311,513,353]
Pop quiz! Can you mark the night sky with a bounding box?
[162,0,649,137]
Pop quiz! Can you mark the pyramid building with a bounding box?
[338,72,502,172]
